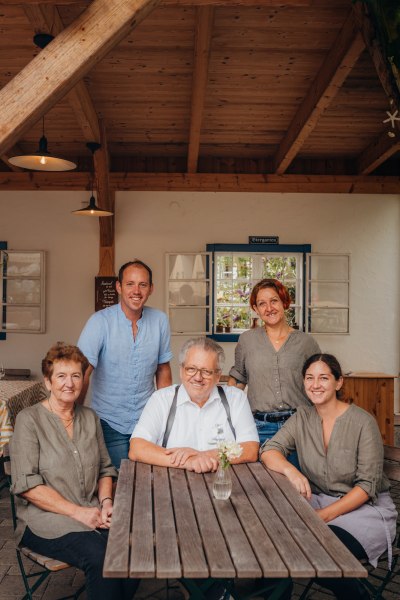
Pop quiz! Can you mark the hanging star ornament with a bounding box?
[383,109,400,128]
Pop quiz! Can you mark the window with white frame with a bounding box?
[166,247,349,339]
[307,253,350,334]
[166,253,212,335]
[1,250,46,334]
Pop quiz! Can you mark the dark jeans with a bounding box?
[22,527,139,600]
[100,419,131,470]
[255,417,301,470]
[257,520,369,599]
[314,525,369,599]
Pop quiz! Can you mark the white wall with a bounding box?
[1,190,400,407]
[1,192,98,377]
[115,192,400,384]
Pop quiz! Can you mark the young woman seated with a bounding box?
[260,353,397,600]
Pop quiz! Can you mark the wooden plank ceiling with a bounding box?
[0,0,399,193]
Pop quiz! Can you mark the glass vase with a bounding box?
[212,463,232,500]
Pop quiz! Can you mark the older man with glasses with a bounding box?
[129,337,259,473]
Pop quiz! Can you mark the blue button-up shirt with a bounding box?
[78,303,173,434]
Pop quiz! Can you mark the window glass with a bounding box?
[214,252,303,334]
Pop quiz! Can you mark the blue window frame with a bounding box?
[206,243,311,342]
[0,241,7,340]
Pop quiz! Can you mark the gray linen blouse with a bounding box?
[229,328,320,412]
[10,402,117,543]
[261,403,390,501]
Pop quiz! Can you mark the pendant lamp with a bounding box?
[8,116,77,172]
[72,142,113,217]
[8,33,76,171]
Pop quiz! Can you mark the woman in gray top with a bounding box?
[261,353,397,600]
[229,278,320,447]
[10,342,139,600]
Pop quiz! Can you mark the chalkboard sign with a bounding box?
[95,276,119,311]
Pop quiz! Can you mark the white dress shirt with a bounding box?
[131,384,258,450]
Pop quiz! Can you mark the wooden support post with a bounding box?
[94,121,115,277]
[187,6,214,173]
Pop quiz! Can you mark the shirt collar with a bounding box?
[177,384,220,407]
[117,303,147,326]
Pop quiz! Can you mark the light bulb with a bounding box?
[40,155,47,165]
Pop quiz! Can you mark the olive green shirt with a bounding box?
[229,328,320,412]
[10,403,117,543]
[261,403,389,502]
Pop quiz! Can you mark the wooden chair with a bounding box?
[356,445,400,599]
[298,444,400,600]
[3,445,85,600]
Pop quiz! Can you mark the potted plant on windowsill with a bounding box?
[222,312,231,333]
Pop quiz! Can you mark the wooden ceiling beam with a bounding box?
[352,1,400,111]
[187,6,214,174]
[5,1,313,6]
[357,131,400,175]
[23,4,100,141]
[272,11,365,175]
[0,145,25,172]
[0,0,161,156]
[0,172,398,194]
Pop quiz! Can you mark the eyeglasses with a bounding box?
[183,366,221,379]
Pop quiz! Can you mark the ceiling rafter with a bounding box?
[23,3,101,142]
[272,10,365,175]
[357,131,400,175]
[5,1,313,6]
[0,172,399,194]
[0,145,24,172]
[0,0,161,156]
[187,6,214,173]
[352,1,400,111]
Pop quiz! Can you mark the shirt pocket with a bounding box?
[331,448,357,479]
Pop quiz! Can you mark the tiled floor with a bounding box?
[1,479,399,600]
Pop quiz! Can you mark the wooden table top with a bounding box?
[104,460,367,582]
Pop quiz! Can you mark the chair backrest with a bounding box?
[7,382,48,428]
[2,444,17,529]
[383,445,400,482]
[2,443,11,477]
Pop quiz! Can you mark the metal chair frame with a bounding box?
[3,446,85,600]
[298,444,400,600]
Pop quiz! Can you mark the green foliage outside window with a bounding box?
[215,253,299,332]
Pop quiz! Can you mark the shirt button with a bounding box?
[74,450,78,454]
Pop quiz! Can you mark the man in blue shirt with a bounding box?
[78,260,173,468]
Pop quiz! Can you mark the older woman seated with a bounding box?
[10,342,139,600]
[261,353,397,600]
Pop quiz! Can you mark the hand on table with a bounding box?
[284,467,312,500]
[185,452,218,473]
[165,447,199,467]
